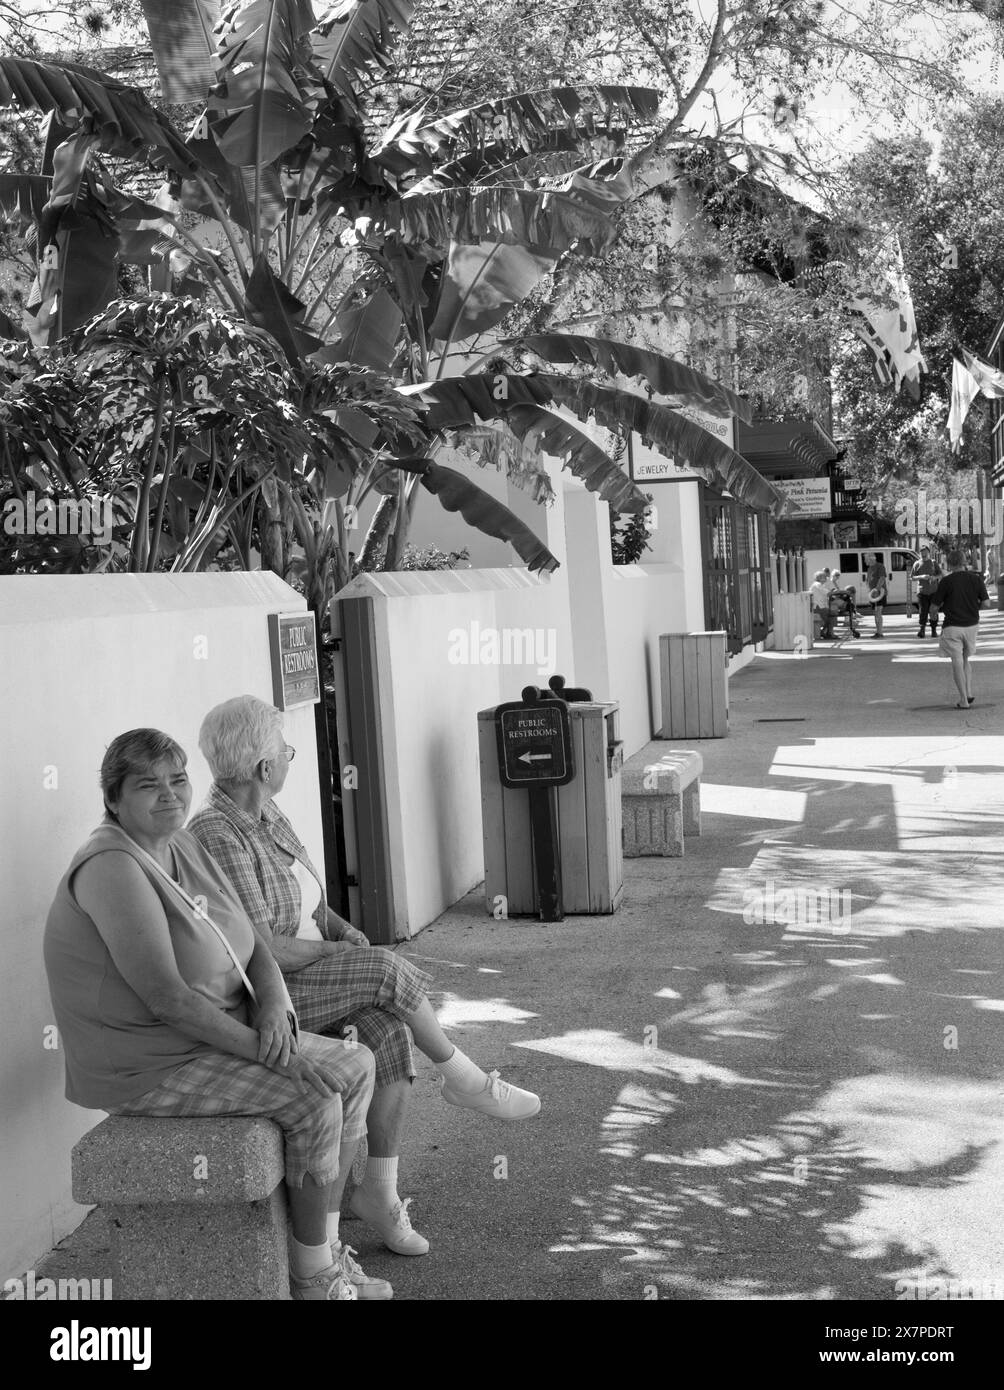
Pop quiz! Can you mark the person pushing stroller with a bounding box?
[824,569,861,638]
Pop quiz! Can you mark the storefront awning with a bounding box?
[734,416,839,478]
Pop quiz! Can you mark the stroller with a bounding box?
[827,584,861,638]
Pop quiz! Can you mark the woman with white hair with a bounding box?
[189,694,541,1261]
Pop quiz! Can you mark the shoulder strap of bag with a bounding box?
[108,828,301,1040]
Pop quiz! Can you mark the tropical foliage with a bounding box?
[0,294,427,575]
[0,0,785,592]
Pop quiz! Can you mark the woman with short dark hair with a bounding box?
[44,728,382,1301]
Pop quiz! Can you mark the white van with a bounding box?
[803,547,920,607]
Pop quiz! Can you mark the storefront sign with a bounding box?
[773,477,832,518]
[676,405,736,451]
[630,407,736,482]
[268,611,321,710]
[828,521,859,546]
[495,698,574,788]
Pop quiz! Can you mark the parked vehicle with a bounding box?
[803,547,920,607]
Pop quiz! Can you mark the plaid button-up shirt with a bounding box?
[188,784,344,943]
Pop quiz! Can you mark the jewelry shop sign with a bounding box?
[268,611,321,710]
[630,407,737,483]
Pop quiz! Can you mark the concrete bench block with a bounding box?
[621,749,702,858]
[623,799,685,857]
[72,1116,290,1300]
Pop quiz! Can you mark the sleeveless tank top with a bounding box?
[43,822,256,1109]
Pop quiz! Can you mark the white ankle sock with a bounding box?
[437,1046,488,1092]
[360,1155,399,1200]
[290,1235,333,1279]
[325,1211,340,1246]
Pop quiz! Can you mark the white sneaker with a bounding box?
[333,1242,393,1300]
[441,1069,541,1121]
[349,1190,430,1256]
[291,1262,358,1300]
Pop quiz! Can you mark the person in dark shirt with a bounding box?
[911,546,942,637]
[932,550,990,707]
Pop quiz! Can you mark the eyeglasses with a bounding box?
[282,745,296,762]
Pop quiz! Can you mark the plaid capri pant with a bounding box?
[112,1031,375,1189]
[283,945,433,1089]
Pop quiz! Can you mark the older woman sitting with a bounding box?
[43,728,387,1301]
[189,695,541,1258]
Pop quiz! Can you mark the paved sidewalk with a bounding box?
[26,609,1004,1300]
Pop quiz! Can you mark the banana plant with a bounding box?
[0,0,783,585]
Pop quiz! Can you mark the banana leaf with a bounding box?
[313,285,403,371]
[140,0,220,104]
[416,461,559,573]
[310,0,416,102]
[406,134,587,194]
[408,376,647,512]
[512,334,753,421]
[451,424,555,504]
[375,86,659,179]
[363,239,428,349]
[429,240,559,344]
[380,184,616,256]
[210,0,316,168]
[539,374,787,513]
[245,253,324,364]
[0,58,201,177]
[0,174,51,222]
[414,372,786,514]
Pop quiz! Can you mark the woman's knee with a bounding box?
[370,945,402,985]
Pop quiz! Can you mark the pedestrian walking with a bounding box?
[931,548,990,708]
[809,570,834,639]
[865,553,888,638]
[911,545,942,637]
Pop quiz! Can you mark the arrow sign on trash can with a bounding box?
[495,695,574,789]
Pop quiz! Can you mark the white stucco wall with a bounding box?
[0,573,324,1280]
[332,565,575,937]
[564,484,701,758]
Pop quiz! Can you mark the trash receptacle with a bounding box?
[658,631,728,738]
[997,578,1004,611]
[478,699,623,915]
[772,593,814,653]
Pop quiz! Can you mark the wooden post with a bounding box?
[527,785,563,922]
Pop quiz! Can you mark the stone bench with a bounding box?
[621,748,703,857]
[71,1116,290,1300]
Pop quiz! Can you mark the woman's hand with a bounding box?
[252,1002,296,1068]
[339,926,370,948]
[268,1052,336,1098]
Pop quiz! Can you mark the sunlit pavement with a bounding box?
[376,608,1004,1300]
[32,611,1004,1302]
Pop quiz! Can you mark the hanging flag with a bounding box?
[961,348,1004,399]
[848,234,927,399]
[853,320,895,389]
[947,357,981,453]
